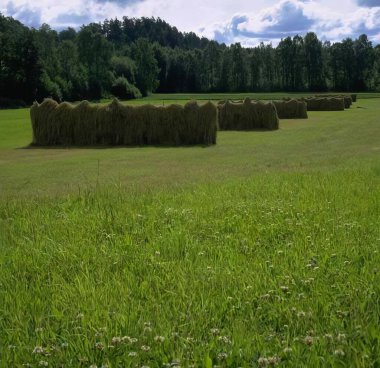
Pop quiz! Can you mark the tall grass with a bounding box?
[0,167,379,367]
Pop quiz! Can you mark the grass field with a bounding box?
[0,94,379,367]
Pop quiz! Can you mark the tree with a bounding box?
[131,38,160,96]
[304,32,325,91]
[77,23,113,98]
[353,34,375,90]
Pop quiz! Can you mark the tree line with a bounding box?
[1,14,380,106]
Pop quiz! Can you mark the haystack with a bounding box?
[30,98,217,146]
[218,98,279,130]
[273,100,308,119]
[302,97,345,111]
[314,94,353,108]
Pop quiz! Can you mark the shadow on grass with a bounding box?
[19,143,216,150]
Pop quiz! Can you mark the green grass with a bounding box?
[0,94,380,367]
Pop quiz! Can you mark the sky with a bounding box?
[1,0,380,46]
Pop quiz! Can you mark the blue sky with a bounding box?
[1,0,380,45]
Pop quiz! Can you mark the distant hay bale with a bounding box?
[302,97,345,111]
[343,95,353,108]
[351,94,357,102]
[30,98,217,146]
[273,99,308,119]
[314,94,353,108]
[218,97,279,131]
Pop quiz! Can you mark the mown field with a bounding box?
[0,94,379,367]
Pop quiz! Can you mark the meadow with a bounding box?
[0,94,379,367]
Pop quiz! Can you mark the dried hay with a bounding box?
[273,100,308,119]
[314,94,353,108]
[301,97,345,111]
[218,97,279,131]
[30,98,217,146]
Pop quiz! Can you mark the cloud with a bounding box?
[5,1,42,28]
[201,0,380,45]
[356,0,380,7]
[94,0,142,3]
[1,0,379,45]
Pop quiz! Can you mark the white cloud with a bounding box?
[1,0,379,44]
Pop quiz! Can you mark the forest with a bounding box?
[1,14,380,106]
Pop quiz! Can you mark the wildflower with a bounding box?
[33,346,45,354]
[268,356,281,365]
[258,357,269,367]
[324,334,333,340]
[128,352,137,357]
[198,251,205,256]
[155,251,161,256]
[144,326,152,333]
[38,361,48,367]
[61,342,69,348]
[303,336,314,346]
[89,365,97,368]
[337,333,346,342]
[94,342,104,351]
[218,336,232,344]
[76,313,84,319]
[111,336,122,345]
[186,337,195,343]
[334,349,345,357]
[297,311,306,318]
[210,328,220,336]
[8,345,16,350]
[122,336,137,344]
[35,328,44,333]
[141,345,150,352]
[283,347,292,354]
[154,336,165,343]
[217,352,228,360]
[280,286,289,292]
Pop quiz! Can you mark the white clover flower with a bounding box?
[217,352,228,360]
[154,335,165,343]
[141,345,150,352]
[32,346,45,354]
[218,336,232,344]
[334,349,345,357]
[111,336,122,345]
[94,342,104,351]
[258,357,269,367]
[303,336,314,346]
[210,328,220,335]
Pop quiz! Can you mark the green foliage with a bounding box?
[111,77,142,100]
[132,38,160,96]
[1,14,380,104]
[110,55,137,82]
[38,72,63,102]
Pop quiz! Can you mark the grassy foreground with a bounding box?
[0,95,380,367]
